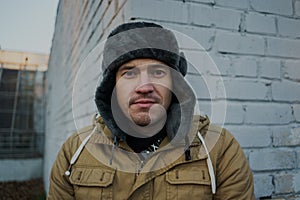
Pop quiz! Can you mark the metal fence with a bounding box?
[0,67,46,158]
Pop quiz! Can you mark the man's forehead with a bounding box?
[119,58,169,68]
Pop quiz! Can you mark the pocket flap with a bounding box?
[166,166,211,185]
[69,167,115,187]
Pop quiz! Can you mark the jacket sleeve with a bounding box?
[47,136,77,200]
[213,129,255,200]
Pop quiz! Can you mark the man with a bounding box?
[48,22,255,199]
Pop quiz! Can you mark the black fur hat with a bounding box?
[95,21,195,142]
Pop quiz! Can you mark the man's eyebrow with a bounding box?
[147,63,170,69]
[118,65,135,71]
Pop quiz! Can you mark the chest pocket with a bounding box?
[69,167,115,200]
[165,164,213,200]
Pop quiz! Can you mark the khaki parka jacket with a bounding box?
[47,115,255,200]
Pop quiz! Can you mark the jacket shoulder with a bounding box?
[62,125,95,153]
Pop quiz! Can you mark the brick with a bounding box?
[250,0,293,16]
[189,0,214,3]
[273,127,300,147]
[283,60,300,82]
[231,57,257,77]
[246,13,276,35]
[165,24,215,51]
[272,80,300,101]
[213,7,242,30]
[295,172,300,193]
[186,74,218,99]
[249,149,296,171]
[188,6,242,30]
[245,103,292,125]
[296,1,300,17]
[259,59,281,79]
[215,0,248,9]
[216,31,265,55]
[217,80,269,100]
[292,104,300,122]
[267,37,300,58]
[297,148,300,168]
[210,55,233,76]
[200,102,244,124]
[129,0,188,23]
[278,17,300,38]
[190,3,214,27]
[184,50,207,74]
[183,51,229,76]
[227,126,272,148]
[254,174,274,197]
[274,173,295,194]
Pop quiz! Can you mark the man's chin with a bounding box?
[131,114,151,127]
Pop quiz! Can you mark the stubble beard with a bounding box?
[130,111,152,126]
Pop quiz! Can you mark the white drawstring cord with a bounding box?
[197,131,216,194]
[65,126,97,176]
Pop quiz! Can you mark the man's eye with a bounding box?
[122,70,137,78]
[152,69,166,78]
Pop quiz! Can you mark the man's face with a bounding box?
[116,58,172,127]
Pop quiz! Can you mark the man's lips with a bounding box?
[131,98,157,108]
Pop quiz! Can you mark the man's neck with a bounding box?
[126,127,166,153]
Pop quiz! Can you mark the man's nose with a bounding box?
[135,73,154,93]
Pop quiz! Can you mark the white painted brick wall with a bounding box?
[274,173,300,194]
[227,126,272,148]
[215,0,248,10]
[277,17,300,38]
[266,37,300,58]
[284,60,300,81]
[246,12,276,35]
[213,7,242,30]
[216,31,265,55]
[45,0,300,198]
[272,80,300,101]
[249,0,293,16]
[254,174,274,197]
[218,80,269,100]
[245,103,292,124]
[249,149,296,171]
[259,58,281,79]
[129,0,188,23]
[293,104,300,122]
[296,1,300,17]
[231,57,257,77]
[273,127,300,147]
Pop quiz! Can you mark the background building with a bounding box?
[0,50,48,181]
[45,0,300,198]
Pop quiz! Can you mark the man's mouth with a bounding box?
[132,98,157,108]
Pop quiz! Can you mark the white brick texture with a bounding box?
[129,0,188,23]
[249,149,296,171]
[267,37,300,58]
[259,58,281,79]
[216,31,265,55]
[296,1,300,17]
[245,103,292,124]
[277,17,300,38]
[246,12,276,34]
[215,0,248,9]
[250,0,293,16]
[284,60,300,81]
[254,174,274,197]
[272,80,300,101]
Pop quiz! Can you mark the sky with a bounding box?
[0,0,59,55]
